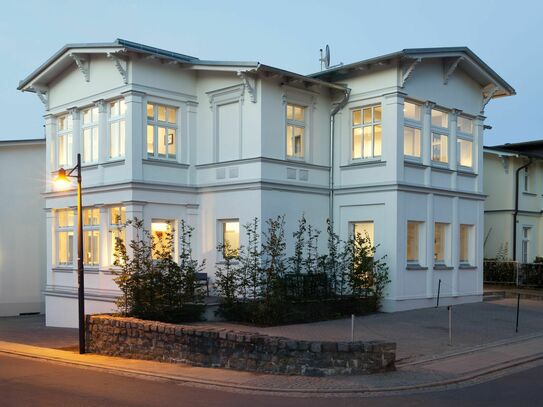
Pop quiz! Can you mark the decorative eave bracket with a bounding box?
[443,57,463,85]
[107,53,128,84]
[237,71,257,103]
[32,87,48,109]
[401,58,421,87]
[481,84,499,112]
[70,53,89,82]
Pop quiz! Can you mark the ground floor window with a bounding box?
[434,222,450,265]
[351,221,374,249]
[83,208,100,266]
[109,207,126,265]
[56,209,74,266]
[522,226,531,264]
[459,224,474,264]
[151,220,173,259]
[407,221,422,264]
[220,219,240,257]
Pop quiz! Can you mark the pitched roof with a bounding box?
[485,140,543,159]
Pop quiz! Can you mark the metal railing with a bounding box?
[484,261,543,288]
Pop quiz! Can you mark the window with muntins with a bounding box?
[431,109,449,164]
[147,103,177,160]
[352,105,382,159]
[109,207,126,265]
[457,116,473,168]
[57,114,73,167]
[82,107,99,164]
[56,209,74,266]
[403,101,422,158]
[83,208,100,266]
[108,100,126,159]
[286,103,305,159]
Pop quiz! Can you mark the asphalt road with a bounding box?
[0,354,542,407]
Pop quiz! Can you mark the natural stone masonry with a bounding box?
[86,315,396,376]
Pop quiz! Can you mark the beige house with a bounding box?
[484,140,543,262]
[0,138,46,316]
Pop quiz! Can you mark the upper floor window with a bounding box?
[108,100,126,159]
[147,103,177,160]
[403,101,422,159]
[431,133,448,163]
[56,209,74,266]
[457,116,473,135]
[523,167,530,192]
[431,109,449,129]
[57,114,73,167]
[457,116,473,168]
[352,105,382,159]
[82,107,99,164]
[286,103,305,159]
[83,208,100,266]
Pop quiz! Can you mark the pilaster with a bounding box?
[451,197,459,296]
[474,115,486,193]
[69,107,80,168]
[450,109,460,190]
[426,194,434,298]
[382,92,406,182]
[45,208,54,287]
[122,90,145,181]
[44,114,56,192]
[422,102,434,186]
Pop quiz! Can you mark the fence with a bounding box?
[484,261,543,288]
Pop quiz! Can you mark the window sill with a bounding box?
[52,267,74,273]
[457,167,477,176]
[103,159,125,167]
[404,157,424,165]
[83,267,100,274]
[406,264,428,270]
[522,192,537,197]
[81,163,99,170]
[434,264,454,270]
[143,158,189,169]
[285,156,306,163]
[459,264,477,270]
[341,159,386,169]
[431,163,452,172]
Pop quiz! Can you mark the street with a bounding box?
[1,354,542,407]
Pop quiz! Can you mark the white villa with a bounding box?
[17,40,514,327]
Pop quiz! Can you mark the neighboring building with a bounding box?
[18,39,514,327]
[0,138,46,316]
[484,141,543,262]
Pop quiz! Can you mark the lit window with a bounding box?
[404,127,421,158]
[57,114,73,167]
[109,207,126,265]
[431,133,448,163]
[108,100,126,159]
[407,221,421,263]
[457,138,473,168]
[434,223,449,264]
[457,116,473,134]
[404,101,422,122]
[431,109,449,129]
[459,224,473,264]
[56,209,74,266]
[82,107,99,164]
[286,103,305,159]
[522,226,531,263]
[147,103,177,160]
[221,220,240,257]
[83,208,100,266]
[352,221,374,250]
[352,105,382,159]
[151,221,173,259]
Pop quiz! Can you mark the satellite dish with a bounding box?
[320,45,331,70]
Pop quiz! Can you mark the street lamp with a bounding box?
[54,153,85,354]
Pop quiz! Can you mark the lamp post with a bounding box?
[55,153,85,354]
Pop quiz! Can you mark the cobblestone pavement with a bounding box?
[0,315,77,349]
[191,299,543,362]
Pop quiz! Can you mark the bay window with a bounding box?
[431,133,448,163]
[352,105,382,159]
[457,116,474,168]
[147,103,177,160]
[56,209,74,266]
[57,114,73,167]
[286,103,305,159]
[403,101,422,158]
[108,99,126,159]
[83,208,100,266]
[82,106,99,164]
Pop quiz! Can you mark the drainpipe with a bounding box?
[513,158,532,261]
[329,88,351,223]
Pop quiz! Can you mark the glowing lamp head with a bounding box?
[54,168,72,189]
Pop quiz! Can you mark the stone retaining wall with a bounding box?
[86,315,396,376]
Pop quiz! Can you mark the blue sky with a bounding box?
[1,0,541,145]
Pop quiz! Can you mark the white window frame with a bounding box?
[431,132,449,164]
[523,168,530,192]
[146,102,178,160]
[83,208,100,267]
[521,226,531,264]
[108,99,126,159]
[57,114,73,168]
[457,115,474,169]
[407,221,423,266]
[459,224,474,265]
[403,100,423,160]
[56,209,74,267]
[109,206,126,266]
[81,106,99,164]
[286,103,306,160]
[351,104,382,160]
[434,222,451,266]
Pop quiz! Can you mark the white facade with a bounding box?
[0,139,46,316]
[484,143,543,262]
[19,40,514,326]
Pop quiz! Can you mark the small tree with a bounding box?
[303,222,321,275]
[238,218,261,301]
[215,240,240,307]
[289,215,307,275]
[261,215,287,304]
